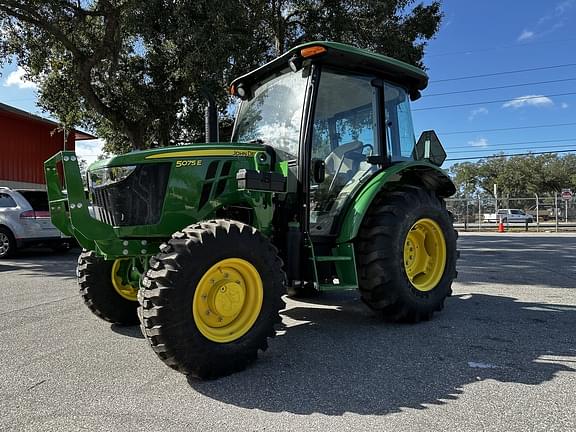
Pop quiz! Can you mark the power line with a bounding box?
[431,63,576,83]
[427,36,576,58]
[413,91,576,111]
[449,143,576,155]
[445,138,576,152]
[423,78,576,97]
[437,122,576,136]
[446,149,576,162]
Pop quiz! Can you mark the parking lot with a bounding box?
[1,233,575,432]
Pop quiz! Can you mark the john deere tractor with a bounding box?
[45,42,457,379]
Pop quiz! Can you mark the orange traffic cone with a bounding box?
[498,220,505,233]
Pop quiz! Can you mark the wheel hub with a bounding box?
[0,233,9,256]
[212,282,245,318]
[403,218,447,292]
[193,258,263,343]
[111,258,140,301]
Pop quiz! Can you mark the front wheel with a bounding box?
[139,220,285,379]
[78,250,141,325]
[355,186,458,322]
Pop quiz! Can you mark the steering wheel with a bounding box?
[345,144,374,162]
[324,141,371,193]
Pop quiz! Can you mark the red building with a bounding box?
[0,102,95,189]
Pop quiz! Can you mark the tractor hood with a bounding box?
[88,142,266,170]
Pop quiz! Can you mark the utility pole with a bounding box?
[63,127,68,151]
[494,184,498,212]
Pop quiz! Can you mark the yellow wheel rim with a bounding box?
[403,218,447,292]
[193,258,263,343]
[111,259,139,301]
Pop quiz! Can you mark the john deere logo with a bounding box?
[232,150,256,157]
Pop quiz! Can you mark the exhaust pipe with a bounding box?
[201,89,219,143]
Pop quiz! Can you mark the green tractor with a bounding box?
[45,42,457,379]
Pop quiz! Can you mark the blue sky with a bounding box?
[1,0,575,167]
[413,0,576,168]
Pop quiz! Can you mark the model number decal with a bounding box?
[175,159,203,168]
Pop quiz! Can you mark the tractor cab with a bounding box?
[230,42,450,289]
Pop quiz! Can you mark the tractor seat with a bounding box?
[324,140,364,176]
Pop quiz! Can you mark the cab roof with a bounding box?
[230,41,429,100]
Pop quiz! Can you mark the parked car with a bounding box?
[483,209,534,223]
[0,187,72,258]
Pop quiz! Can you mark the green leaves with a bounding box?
[450,154,576,198]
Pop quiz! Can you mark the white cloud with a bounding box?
[556,0,575,15]
[502,95,554,109]
[561,102,569,109]
[468,138,489,148]
[76,139,105,166]
[517,29,535,41]
[468,107,488,120]
[533,1,574,35]
[4,66,37,89]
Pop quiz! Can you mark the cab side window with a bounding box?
[384,82,416,160]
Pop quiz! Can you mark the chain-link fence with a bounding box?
[446,194,576,232]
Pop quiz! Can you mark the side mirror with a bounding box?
[311,159,326,183]
[414,130,447,166]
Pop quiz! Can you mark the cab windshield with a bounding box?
[232,69,308,160]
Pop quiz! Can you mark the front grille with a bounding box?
[91,163,171,226]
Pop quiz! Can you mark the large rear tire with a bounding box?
[78,250,140,325]
[139,220,285,379]
[355,186,457,322]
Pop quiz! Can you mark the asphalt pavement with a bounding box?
[1,233,575,431]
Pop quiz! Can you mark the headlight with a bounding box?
[88,165,136,188]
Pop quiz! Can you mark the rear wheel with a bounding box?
[355,186,458,322]
[0,227,16,259]
[139,220,285,379]
[78,250,140,325]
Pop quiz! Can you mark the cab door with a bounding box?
[307,69,381,236]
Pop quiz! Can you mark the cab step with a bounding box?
[309,255,352,262]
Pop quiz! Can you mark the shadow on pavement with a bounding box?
[110,324,144,339]
[188,291,575,416]
[0,248,80,279]
[457,235,576,288]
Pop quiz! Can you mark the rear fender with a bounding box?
[336,162,455,243]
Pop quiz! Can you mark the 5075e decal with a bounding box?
[175,160,203,168]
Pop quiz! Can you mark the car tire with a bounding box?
[0,227,16,259]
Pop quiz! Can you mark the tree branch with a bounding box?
[0,3,80,55]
